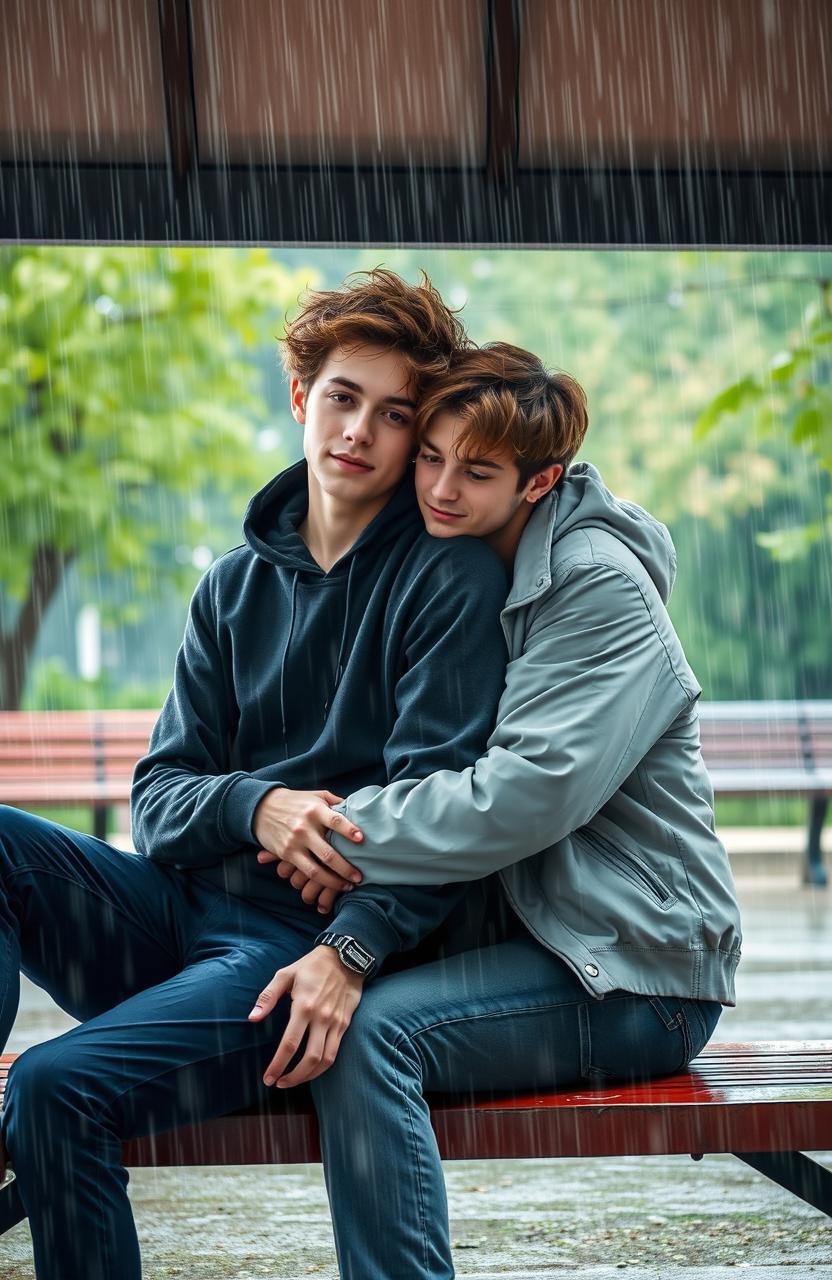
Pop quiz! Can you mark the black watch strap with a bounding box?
[316,931,376,977]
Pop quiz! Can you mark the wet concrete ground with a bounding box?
[2,835,832,1278]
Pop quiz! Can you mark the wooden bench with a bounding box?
[0,710,157,841]
[699,701,832,887]
[0,702,829,882]
[2,1042,831,1236]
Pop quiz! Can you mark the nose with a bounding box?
[431,468,459,503]
[342,406,374,446]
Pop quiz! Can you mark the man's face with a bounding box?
[291,345,418,510]
[415,410,530,539]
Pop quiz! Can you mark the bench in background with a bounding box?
[699,701,832,887]
[0,710,157,841]
[0,702,829,883]
[2,1041,831,1235]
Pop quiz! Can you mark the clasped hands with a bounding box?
[252,786,365,912]
[249,788,367,1091]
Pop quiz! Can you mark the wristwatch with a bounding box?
[316,931,376,978]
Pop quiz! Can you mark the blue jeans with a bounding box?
[310,929,722,1279]
[0,806,722,1279]
[0,806,322,1280]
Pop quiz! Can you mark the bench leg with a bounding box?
[735,1151,832,1216]
[0,1177,26,1235]
[805,797,829,888]
[93,806,108,843]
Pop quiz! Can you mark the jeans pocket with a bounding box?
[580,993,689,1083]
[680,999,722,1063]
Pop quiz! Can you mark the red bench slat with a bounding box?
[4,1042,831,1168]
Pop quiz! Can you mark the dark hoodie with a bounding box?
[131,461,508,969]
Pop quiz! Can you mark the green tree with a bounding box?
[694,275,832,560]
[0,246,307,709]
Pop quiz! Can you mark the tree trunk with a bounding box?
[0,543,75,710]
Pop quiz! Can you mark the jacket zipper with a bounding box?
[580,830,674,907]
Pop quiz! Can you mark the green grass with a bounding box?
[715,794,808,827]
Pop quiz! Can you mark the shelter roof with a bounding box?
[1,0,829,245]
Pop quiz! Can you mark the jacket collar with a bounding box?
[504,486,558,611]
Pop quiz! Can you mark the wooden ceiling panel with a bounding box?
[0,0,168,162]
[191,0,487,165]
[520,0,832,167]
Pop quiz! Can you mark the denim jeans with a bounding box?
[310,929,722,1279]
[0,806,722,1280]
[0,806,323,1280]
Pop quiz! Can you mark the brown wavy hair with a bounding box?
[417,342,589,488]
[282,268,469,394]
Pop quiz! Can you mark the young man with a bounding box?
[263,343,743,1280]
[0,272,510,1280]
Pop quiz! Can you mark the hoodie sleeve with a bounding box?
[328,559,699,886]
[318,539,509,965]
[131,571,283,867]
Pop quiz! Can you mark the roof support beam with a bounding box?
[156,0,198,185]
[486,0,521,185]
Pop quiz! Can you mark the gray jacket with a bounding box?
[331,463,742,1005]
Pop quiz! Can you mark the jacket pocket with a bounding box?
[577,820,677,910]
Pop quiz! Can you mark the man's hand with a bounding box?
[253,788,365,895]
[248,946,365,1088]
[270,860,340,914]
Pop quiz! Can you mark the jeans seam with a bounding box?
[392,1039,430,1275]
[578,1003,592,1078]
[401,996,591,1045]
[90,1123,116,1280]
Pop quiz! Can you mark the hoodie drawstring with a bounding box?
[325,553,358,722]
[279,571,299,756]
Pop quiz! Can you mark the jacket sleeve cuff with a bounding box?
[218,775,284,846]
[317,900,401,976]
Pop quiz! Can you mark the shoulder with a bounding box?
[192,544,257,613]
[551,527,648,581]
[537,539,699,699]
[411,531,506,577]
[406,533,508,597]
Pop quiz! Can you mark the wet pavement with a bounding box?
[2,835,832,1278]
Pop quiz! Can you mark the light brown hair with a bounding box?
[417,342,589,488]
[282,268,468,394]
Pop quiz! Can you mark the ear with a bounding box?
[290,377,306,425]
[524,463,563,504]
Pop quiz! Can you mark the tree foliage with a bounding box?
[694,278,832,560]
[0,246,306,708]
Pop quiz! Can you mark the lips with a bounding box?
[426,503,464,520]
[331,453,374,472]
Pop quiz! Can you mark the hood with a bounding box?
[553,463,677,602]
[242,458,420,575]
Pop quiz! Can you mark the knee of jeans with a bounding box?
[3,1039,96,1154]
[5,1042,67,1121]
[313,992,416,1093]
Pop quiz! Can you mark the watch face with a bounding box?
[340,938,374,973]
